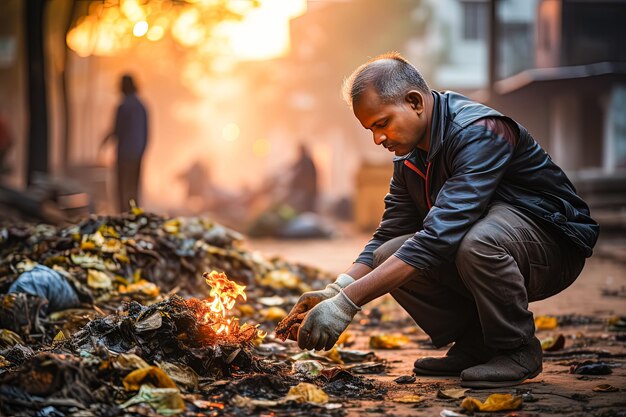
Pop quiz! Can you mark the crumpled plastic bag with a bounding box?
[120,384,185,415]
[570,360,613,375]
[123,366,178,391]
[8,264,80,312]
[461,393,522,412]
[292,360,324,377]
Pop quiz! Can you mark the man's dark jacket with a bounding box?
[356,91,599,270]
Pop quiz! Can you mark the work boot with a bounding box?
[460,336,542,388]
[413,336,498,376]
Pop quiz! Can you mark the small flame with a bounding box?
[200,271,246,335]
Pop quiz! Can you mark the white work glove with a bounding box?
[297,289,361,351]
[288,273,354,316]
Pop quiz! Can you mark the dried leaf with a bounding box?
[0,329,23,348]
[232,395,279,409]
[369,334,409,349]
[157,361,199,390]
[258,269,301,289]
[163,219,180,234]
[123,366,178,391]
[319,347,344,364]
[87,269,112,289]
[541,334,565,351]
[120,384,184,415]
[535,315,558,331]
[53,330,67,342]
[263,306,288,322]
[285,382,329,404]
[112,353,150,371]
[437,388,468,399]
[461,394,522,412]
[119,279,160,296]
[134,312,163,332]
[592,384,619,392]
[392,394,425,403]
[335,331,354,347]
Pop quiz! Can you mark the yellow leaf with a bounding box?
[335,331,354,347]
[437,388,468,399]
[120,279,160,296]
[392,394,424,403]
[114,253,130,264]
[87,269,112,289]
[369,334,409,349]
[535,315,558,330]
[53,330,67,342]
[263,307,287,322]
[237,304,255,317]
[0,329,24,348]
[461,394,522,412]
[80,241,96,251]
[320,347,344,364]
[163,219,180,234]
[257,270,301,289]
[284,383,328,404]
[593,384,619,392]
[123,366,177,391]
[540,334,565,351]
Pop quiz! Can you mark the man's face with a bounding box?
[353,87,427,156]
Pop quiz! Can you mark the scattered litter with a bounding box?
[369,334,409,349]
[592,384,619,392]
[393,375,416,384]
[436,388,468,399]
[461,393,522,412]
[541,334,565,351]
[570,360,613,375]
[535,316,558,331]
[392,394,425,403]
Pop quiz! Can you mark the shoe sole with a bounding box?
[459,368,541,389]
[413,366,462,377]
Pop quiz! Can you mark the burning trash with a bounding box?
[67,271,265,378]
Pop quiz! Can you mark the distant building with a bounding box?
[429,0,626,215]
[488,0,626,213]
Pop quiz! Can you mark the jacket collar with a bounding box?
[426,90,446,162]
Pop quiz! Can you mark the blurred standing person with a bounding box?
[287,144,318,212]
[102,74,149,212]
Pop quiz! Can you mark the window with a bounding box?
[462,1,488,41]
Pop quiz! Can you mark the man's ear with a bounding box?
[405,90,425,114]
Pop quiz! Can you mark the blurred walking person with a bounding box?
[102,74,149,212]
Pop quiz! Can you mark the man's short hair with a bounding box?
[342,52,430,109]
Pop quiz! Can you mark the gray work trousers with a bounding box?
[373,203,585,350]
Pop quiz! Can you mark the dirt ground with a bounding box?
[250,233,626,416]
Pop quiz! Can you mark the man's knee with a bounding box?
[456,221,500,266]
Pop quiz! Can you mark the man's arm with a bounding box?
[348,123,517,305]
[344,255,414,305]
[355,165,423,268]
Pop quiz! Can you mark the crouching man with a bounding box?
[290,53,598,388]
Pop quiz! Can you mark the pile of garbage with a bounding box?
[0,210,331,340]
[0,211,391,416]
